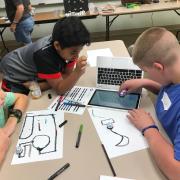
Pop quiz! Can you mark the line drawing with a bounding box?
[17,113,57,158]
[92,109,129,147]
[88,107,148,158]
[11,110,64,165]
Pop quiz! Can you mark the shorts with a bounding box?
[1,79,29,95]
[14,16,34,44]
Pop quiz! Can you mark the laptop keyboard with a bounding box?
[97,68,142,85]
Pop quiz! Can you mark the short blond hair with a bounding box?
[132,27,179,66]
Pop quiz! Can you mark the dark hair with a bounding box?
[52,16,90,49]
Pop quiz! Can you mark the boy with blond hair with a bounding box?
[120,27,180,179]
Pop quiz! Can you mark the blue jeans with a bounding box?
[14,16,34,44]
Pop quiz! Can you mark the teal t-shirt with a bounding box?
[0,92,15,128]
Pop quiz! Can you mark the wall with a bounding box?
[0,0,180,41]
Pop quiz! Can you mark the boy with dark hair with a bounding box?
[0,16,90,95]
[120,27,180,179]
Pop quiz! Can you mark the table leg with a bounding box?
[106,16,110,41]
[0,27,9,53]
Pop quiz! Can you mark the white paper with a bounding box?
[87,48,113,67]
[88,107,148,158]
[48,86,95,115]
[11,110,64,165]
[100,175,135,180]
[161,92,171,110]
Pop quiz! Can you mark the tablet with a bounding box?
[88,89,141,110]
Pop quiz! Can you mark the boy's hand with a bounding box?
[0,129,10,163]
[74,56,87,75]
[119,79,144,94]
[127,109,155,130]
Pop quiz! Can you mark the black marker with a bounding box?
[48,163,70,180]
[59,120,68,128]
[101,144,116,176]
[75,124,83,148]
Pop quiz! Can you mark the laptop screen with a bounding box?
[88,89,140,110]
[96,56,143,90]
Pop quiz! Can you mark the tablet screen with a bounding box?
[88,89,140,110]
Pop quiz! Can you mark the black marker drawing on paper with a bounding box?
[16,113,57,159]
[92,109,129,147]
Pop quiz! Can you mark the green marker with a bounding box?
[75,124,83,148]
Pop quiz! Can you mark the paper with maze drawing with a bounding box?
[11,110,64,165]
[49,86,95,115]
[88,107,148,159]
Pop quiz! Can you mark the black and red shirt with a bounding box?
[0,36,76,84]
[34,44,76,80]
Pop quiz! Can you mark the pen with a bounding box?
[55,96,64,111]
[48,163,70,180]
[63,102,86,107]
[59,120,68,128]
[64,99,85,105]
[75,124,83,148]
[101,144,116,176]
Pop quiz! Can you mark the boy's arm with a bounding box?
[0,129,10,165]
[3,94,28,137]
[144,129,180,180]
[46,56,87,95]
[120,78,161,94]
[47,70,82,95]
[22,63,76,92]
[127,109,180,180]
[142,79,161,94]
[61,64,75,79]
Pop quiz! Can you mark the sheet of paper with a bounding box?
[31,0,44,5]
[100,175,135,180]
[87,48,113,67]
[11,110,64,165]
[48,86,95,115]
[88,107,148,158]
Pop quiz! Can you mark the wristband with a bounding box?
[141,124,159,136]
[9,109,22,123]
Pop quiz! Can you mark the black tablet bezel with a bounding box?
[88,89,141,110]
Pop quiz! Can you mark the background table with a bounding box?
[0,40,168,180]
[99,1,180,40]
[0,10,98,52]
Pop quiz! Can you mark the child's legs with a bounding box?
[1,79,29,95]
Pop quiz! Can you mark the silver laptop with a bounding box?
[96,56,143,91]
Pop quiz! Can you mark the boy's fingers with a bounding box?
[78,56,87,62]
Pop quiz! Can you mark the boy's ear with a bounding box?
[153,62,164,71]
[53,41,62,51]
